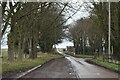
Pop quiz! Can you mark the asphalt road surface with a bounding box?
[21,53,119,79]
[22,58,76,78]
[65,55,119,79]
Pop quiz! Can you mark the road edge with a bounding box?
[16,57,64,79]
[16,64,41,79]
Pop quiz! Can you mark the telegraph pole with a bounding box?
[0,25,1,57]
[108,0,111,61]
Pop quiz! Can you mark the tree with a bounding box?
[1,2,68,60]
[69,15,104,57]
[91,2,120,61]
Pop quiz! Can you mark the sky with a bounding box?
[56,40,74,48]
[1,0,90,49]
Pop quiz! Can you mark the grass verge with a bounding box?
[88,59,119,72]
[73,54,94,58]
[2,53,63,73]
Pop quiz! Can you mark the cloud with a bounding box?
[56,40,74,48]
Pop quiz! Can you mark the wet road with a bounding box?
[65,55,119,79]
[57,49,119,78]
[21,51,119,79]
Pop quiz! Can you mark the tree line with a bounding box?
[69,2,120,62]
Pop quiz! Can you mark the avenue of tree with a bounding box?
[1,1,84,61]
[1,1,120,62]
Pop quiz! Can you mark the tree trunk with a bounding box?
[8,33,14,61]
[8,13,16,61]
[33,40,37,58]
[29,39,33,59]
[18,41,22,60]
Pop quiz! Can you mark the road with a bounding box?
[20,52,119,79]
[65,55,119,79]
[22,58,76,78]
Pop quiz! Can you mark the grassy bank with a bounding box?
[91,59,119,72]
[1,49,63,73]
